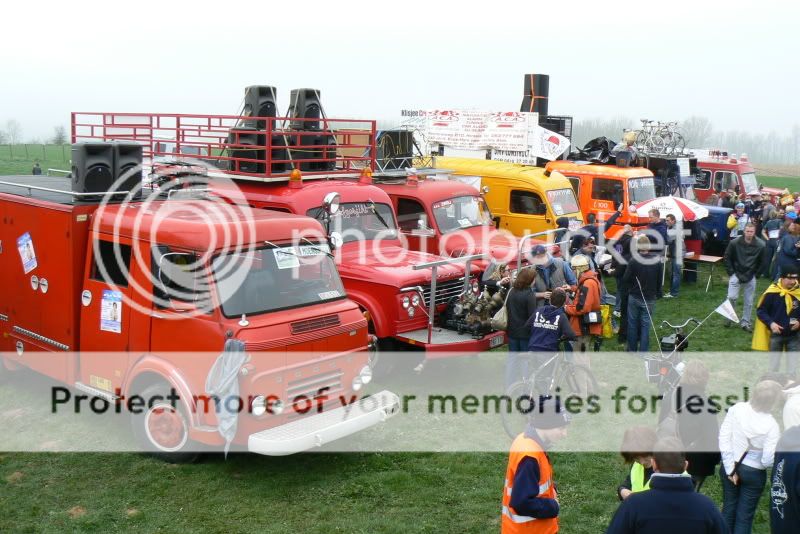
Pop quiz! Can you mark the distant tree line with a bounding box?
[571,116,800,165]
[0,121,67,145]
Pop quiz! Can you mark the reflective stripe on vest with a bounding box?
[630,462,651,493]
[502,505,536,524]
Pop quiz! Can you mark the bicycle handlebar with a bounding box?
[661,318,700,329]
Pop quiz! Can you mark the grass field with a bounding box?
[0,161,795,532]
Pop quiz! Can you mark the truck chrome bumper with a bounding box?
[394,328,506,355]
[247,390,400,456]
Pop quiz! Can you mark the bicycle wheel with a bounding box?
[672,133,685,154]
[554,363,599,398]
[502,379,537,439]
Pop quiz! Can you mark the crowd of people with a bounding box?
[499,190,800,533]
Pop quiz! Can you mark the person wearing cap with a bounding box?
[501,398,570,533]
[776,216,800,279]
[564,255,601,395]
[606,437,727,534]
[753,264,800,375]
[728,202,750,239]
[531,244,576,309]
[724,223,765,332]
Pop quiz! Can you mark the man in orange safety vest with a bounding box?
[501,397,570,533]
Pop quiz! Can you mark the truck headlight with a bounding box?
[401,296,410,308]
[359,365,373,385]
[251,396,267,416]
[407,306,415,317]
[352,376,363,391]
[411,294,420,307]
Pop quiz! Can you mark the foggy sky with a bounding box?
[1,0,797,140]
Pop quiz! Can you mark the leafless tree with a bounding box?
[681,116,714,147]
[51,125,67,145]
[5,119,22,145]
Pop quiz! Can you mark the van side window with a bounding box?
[510,190,545,215]
[696,170,712,190]
[592,178,622,202]
[151,246,207,305]
[396,198,428,231]
[714,171,738,192]
[90,240,132,287]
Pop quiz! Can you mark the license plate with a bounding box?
[490,335,504,348]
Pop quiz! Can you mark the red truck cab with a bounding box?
[0,172,398,459]
[372,173,522,270]
[692,152,783,204]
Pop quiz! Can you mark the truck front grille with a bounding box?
[290,314,340,334]
[421,278,466,307]
[285,369,344,420]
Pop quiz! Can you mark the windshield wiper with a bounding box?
[368,198,393,231]
[298,237,334,258]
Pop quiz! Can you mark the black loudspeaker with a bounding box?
[521,73,549,114]
[113,143,143,199]
[72,143,114,195]
[226,127,262,173]
[244,85,277,129]
[288,88,322,130]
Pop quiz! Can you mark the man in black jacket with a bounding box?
[606,437,728,534]
[724,223,765,332]
[771,425,800,534]
[623,235,662,353]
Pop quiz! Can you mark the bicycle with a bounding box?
[501,345,598,439]
[643,317,699,394]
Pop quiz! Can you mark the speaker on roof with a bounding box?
[71,143,114,196]
[113,143,143,199]
[288,88,322,130]
[244,85,277,129]
[521,73,549,115]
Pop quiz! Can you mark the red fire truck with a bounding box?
[370,170,523,270]
[691,151,784,204]
[71,105,506,366]
[0,152,398,460]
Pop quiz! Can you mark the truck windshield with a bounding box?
[212,244,345,317]
[307,202,397,243]
[546,188,580,215]
[628,177,657,202]
[432,196,492,233]
[741,172,758,193]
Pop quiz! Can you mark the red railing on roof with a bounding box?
[71,112,377,181]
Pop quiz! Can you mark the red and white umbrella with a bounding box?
[633,195,709,221]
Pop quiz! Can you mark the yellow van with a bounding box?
[432,157,583,237]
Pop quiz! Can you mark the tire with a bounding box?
[672,133,686,154]
[130,383,199,463]
[501,380,539,439]
[554,364,598,398]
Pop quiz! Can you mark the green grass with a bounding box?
[760,174,800,192]
[0,156,782,532]
[0,144,71,175]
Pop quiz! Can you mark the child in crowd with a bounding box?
[617,426,657,500]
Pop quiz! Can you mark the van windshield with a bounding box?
[741,172,758,193]
[212,244,345,317]
[628,177,657,203]
[307,202,397,243]
[432,196,493,233]
[546,188,580,215]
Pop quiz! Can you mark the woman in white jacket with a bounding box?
[718,380,782,534]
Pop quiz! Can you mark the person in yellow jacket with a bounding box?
[502,399,570,533]
[753,265,800,375]
[727,202,750,238]
[617,426,657,500]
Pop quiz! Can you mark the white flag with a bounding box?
[714,300,740,323]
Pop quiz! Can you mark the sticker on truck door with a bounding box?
[17,232,37,274]
[100,290,123,333]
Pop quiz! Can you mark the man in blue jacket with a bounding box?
[771,425,800,534]
[606,437,728,534]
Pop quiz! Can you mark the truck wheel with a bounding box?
[131,383,199,463]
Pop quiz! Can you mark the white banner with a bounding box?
[424,110,532,151]
[714,299,740,323]
[421,109,569,163]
